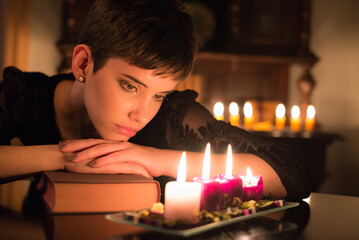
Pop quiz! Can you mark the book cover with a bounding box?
[36,171,160,214]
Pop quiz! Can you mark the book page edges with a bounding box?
[44,171,156,184]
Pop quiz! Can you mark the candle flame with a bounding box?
[306,105,315,119]
[243,102,253,118]
[177,152,187,183]
[213,102,224,118]
[225,144,233,178]
[276,104,286,118]
[229,102,239,116]
[291,105,300,119]
[202,143,211,180]
[246,167,253,183]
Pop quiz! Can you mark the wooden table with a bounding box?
[0,180,358,240]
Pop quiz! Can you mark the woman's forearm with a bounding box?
[0,145,64,180]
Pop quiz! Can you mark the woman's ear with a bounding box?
[72,44,93,80]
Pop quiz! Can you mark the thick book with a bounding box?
[36,171,160,214]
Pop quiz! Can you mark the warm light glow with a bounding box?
[291,105,300,119]
[307,105,315,119]
[177,152,187,183]
[225,144,233,178]
[246,167,253,182]
[243,102,253,118]
[213,102,224,118]
[276,104,286,118]
[202,143,211,180]
[302,196,311,203]
[229,102,239,116]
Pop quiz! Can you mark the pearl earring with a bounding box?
[78,76,86,82]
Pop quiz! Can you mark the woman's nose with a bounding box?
[128,100,153,124]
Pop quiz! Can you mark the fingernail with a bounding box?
[63,154,77,162]
[88,161,97,167]
[58,144,66,150]
[69,154,77,161]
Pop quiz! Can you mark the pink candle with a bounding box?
[238,167,263,202]
[216,145,242,204]
[193,143,221,211]
[216,175,242,204]
[193,177,221,211]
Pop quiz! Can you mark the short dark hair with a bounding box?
[78,0,197,81]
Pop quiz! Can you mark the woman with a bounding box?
[0,0,311,201]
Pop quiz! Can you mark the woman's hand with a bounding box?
[59,139,165,178]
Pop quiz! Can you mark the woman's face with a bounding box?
[84,58,178,141]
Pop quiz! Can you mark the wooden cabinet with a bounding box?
[184,0,318,118]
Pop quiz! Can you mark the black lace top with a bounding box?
[0,66,311,201]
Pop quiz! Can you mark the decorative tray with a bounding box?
[106,201,299,237]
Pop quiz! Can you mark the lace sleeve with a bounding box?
[166,94,312,201]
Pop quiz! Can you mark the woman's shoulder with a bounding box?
[0,67,75,145]
[1,66,75,89]
[162,89,199,112]
[166,89,198,103]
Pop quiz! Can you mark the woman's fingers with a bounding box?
[65,161,152,179]
[72,142,130,163]
[87,146,163,177]
[59,139,117,153]
[107,162,153,179]
[60,140,161,177]
[87,150,130,168]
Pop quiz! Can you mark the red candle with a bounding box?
[238,167,263,202]
[193,143,221,211]
[216,145,242,204]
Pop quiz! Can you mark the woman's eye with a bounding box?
[154,94,167,102]
[120,80,138,92]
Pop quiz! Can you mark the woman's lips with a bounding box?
[115,125,138,137]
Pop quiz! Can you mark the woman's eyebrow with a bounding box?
[123,74,148,88]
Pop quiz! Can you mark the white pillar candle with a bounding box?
[164,152,202,223]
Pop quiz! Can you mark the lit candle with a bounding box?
[243,101,254,130]
[193,143,222,211]
[213,102,224,121]
[275,103,286,130]
[290,105,301,131]
[305,105,316,131]
[229,102,240,127]
[215,144,243,205]
[165,152,202,223]
[239,167,263,202]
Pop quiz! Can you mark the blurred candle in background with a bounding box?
[213,102,224,121]
[290,105,301,131]
[305,105,316,131]
[229,102,240,127]
[165,152,202,223]
[275,103,286,130]
[243,102,254,129]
